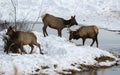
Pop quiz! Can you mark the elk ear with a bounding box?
[9,26,15,30]
[9,26,13,29]
[71,16,73,18]
[12,26,15,29]
[73,15,75,18]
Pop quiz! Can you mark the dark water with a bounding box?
[76,29,120,75]
[34,24,120,75]
[75,65,120,75]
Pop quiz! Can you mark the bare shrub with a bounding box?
[3,35,20,54]
[0,20,10,31]
[14,21,33,31]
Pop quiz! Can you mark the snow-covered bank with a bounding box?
[0,30,118,75]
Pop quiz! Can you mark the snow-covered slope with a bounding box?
[0,1,119,74]
[0,0,120,30]
[0,30,118,75]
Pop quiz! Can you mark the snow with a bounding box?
[0,0,119,74]
[0,30,118,75]
[0,0,120,30]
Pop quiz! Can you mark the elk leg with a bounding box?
[20,44,27,54]
[7,43,15,54]
[90,39,95,47]
[58,29,62,37]
[42,26,46,37]
[29,44,34,54]
[19,44,23,55]
[19,43,26,54]
[96,38,98,48]
[42,26,48,37]
[35,43,43,55]
[82,38,86,46]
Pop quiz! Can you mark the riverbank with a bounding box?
[0,30,119,75]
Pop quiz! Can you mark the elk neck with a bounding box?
[63,19,71,27]
[10,31,19,40]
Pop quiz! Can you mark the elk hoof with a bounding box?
[40,52,44,55]
[29,52,32,54]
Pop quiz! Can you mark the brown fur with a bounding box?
[6,26,43,54]
[42,13,78,37]
[69,25,99,47]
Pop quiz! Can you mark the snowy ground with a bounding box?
[0,30,118,75]
[0,0,120,75]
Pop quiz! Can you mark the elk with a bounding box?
[42,13,78,37]
[6,26,43,54]
[69,25,99,47]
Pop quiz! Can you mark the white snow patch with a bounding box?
[0,30,118,75]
